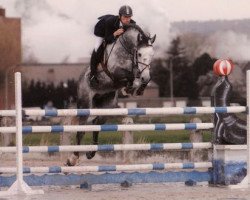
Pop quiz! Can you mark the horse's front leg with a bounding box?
[86,116,106,159]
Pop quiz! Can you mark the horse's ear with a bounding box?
[150,34,156,44]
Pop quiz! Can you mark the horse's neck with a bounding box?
[122,29,138,49]
[104,29,139,76]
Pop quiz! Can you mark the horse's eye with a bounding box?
[138,53,142,57]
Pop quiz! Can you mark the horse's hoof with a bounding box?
[86,151,96,159]
[65,154,79,166]
[65,159,74,166]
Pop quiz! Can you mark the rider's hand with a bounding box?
[113,28,124,37]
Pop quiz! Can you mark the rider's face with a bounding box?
[120,15,131,25]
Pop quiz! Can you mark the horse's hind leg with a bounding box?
[66,117,86,166]
[86,131,99,159]
[86,116,106,159]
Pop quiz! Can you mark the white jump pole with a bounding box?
[0,72,44,196]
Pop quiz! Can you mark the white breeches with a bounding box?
[94,36,104,52]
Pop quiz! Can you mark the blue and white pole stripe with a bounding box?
[0,106,246,117]
[0,123,214,134]
[0,142,212,153]
[0,162,212,174]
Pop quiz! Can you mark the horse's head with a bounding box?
[122,25,156,96]
[134,32,156,95]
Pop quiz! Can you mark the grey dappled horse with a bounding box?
[67,25,156,166]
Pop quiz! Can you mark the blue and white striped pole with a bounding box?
[0,106,246,117]
[0,123,214,134]
[0,162,212,174]
[0,142,212,153]
[23,106,247,116]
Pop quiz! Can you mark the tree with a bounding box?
[192,53,215,81]
[180,33,207,63]
[167,37,198,99]
[151,58,170,97]
[151,37,199,100]
[22,79,77,108]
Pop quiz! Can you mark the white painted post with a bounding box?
[226,70,250,188]
[189,117,203,162]
[0,72,44,196]
[122,117,134,163]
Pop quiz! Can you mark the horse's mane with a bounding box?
[123,24,149,40]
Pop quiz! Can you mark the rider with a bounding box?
[89,5,136,87]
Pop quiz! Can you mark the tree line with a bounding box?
[151,37,215,99]
[150,36,245,105]
[22,79,77,108]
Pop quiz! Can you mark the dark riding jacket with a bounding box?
[94,15,136,44]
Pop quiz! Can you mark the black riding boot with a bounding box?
[90,50,99,87]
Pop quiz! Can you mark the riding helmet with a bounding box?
[119,5,133,17]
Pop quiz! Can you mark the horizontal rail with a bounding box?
[0,123,214,133]
[0,110,16,117]
[0,106,246,117]
[0,142,212,153]
[0,162,212,173]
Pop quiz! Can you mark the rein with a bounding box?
[101,39,118,81]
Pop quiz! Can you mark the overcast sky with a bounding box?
[1,0,250,63]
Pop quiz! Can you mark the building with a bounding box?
[0,7,21,109]
[21,63,88,86]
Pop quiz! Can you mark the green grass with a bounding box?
[5,114,218,146]
[22,130,212,146]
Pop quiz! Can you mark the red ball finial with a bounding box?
[213,59,234,76]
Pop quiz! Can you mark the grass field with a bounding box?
[22,130,212,146]
[21,114,214,146]
[4,113,244,146]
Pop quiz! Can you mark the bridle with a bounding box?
[119,33,152,78]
